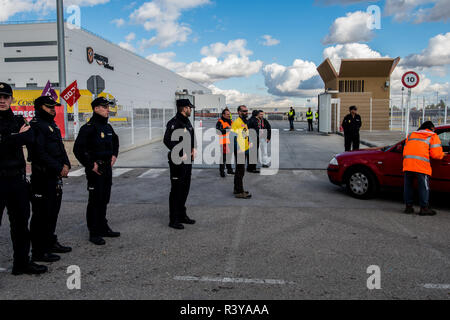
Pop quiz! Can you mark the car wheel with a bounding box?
[345,167,377,199]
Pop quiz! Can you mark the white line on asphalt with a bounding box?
[225,207,247,276]
[422,284,450,289]
[112,168,133,177]
[138,168,168,179]
[0,267,7,273]
[68,168,85,177]
[174,276,295,285]
[296,129,305,132]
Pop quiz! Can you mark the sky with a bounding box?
[1,0,449,109]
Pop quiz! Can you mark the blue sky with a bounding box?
[2,0,449,107]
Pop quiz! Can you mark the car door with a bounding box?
[380,141,405,187]
[430,129,450,192]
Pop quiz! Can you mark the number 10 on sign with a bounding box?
[402,71,420,137]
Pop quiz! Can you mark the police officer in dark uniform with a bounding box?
[164,99,197,230]
[74,97,120,245]
[28,96,72,263]
[342,106,362,151]
[0,82,47,275]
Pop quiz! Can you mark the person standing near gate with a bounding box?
[288,107,295,131]
[28,96,72,263]
[74,97,120,245]
[342,106,362,151]
[0,82,47,275]
[216,109,234,177]
[164,99,197,230]
[232,105,252,199]
[306,108,313,132]
[403,121,446,216]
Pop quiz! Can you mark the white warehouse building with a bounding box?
[0,22,222,148]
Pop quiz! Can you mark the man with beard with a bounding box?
[231,105,252,199]
[216,108,234,177]
[0,82,47,275]
[28,96,72,263]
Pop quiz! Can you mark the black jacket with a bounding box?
[0,108,33,175]
[342,114,362,135]
[28,109,71,176]
[164,112,196,159]
[216,116,232,135]
[73,113,119,171]
[260,118,272,141]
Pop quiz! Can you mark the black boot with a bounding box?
[101,227,121,238]
[180,216,196,225]
[89,236,106,245]
[32,252,61,263]
[12,262,48,276]
[50,241,72,254]
[169,222,185,230]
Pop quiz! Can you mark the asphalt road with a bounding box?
[0,120,449,300]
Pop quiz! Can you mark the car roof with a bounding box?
[436,125,450,130]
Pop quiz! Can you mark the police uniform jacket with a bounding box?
[342,114,362,135]
[164,112,196,159]
[73,112,119,172]
[0,108,33,175]
[28,108,71,176]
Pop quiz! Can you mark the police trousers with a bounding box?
[345,133,360,151]
[30,173,63,255]
[86,168,112,236]
[169,159,192,224]
[0,174,31,267]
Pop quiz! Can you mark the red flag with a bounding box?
[61,81,81,107]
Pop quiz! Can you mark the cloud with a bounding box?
[145,40,262,85]
[262,59,323,97]
[200,39,253,57]
[0,0,110,22]
[111,18,125,27]
[208,85,297,109]
[323,43,384,71]
[131,0,211,48]
[402,32,450,68]
[146,52,187,70]
[322,11,376,45]
[125,32,136,42]
[119,42,136,52]
[384,0,450,23]
[261,35,280,47]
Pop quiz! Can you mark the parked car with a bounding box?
[327,125,450,199]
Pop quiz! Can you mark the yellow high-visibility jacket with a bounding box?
[231,116,249,152]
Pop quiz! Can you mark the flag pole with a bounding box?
[57,0,68,138]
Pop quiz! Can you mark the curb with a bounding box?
[334,132,379,148]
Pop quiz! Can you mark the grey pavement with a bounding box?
[337,130,407,148]
[0,120,449,300]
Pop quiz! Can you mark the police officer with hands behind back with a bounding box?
[74,97,120,246]
[0,82,48,275]
[164,99,197,230]
[28,96,72,263]
[342,106,362,151]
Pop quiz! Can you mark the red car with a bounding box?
[328,125,450,199]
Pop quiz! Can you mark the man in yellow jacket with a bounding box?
[231,105,252,199]
[403,121,446,216]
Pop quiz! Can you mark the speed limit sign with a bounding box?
[402,71,420,89]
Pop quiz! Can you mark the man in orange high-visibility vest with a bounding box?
[403,121,446,216]
[216,109,234,178]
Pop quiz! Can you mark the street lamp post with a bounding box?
[56,0,68,138]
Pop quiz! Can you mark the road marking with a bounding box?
[293,170,319,180]
[296,129,305,132]
[0,267,7,273]
[225,207,247,277]
[422,284,450,289]
[138,168,168,179]
[174,276,295,285]
[68,168,85,177]
[112,168,133,177]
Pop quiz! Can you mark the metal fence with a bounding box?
[66,105,175,151]
[390,94,449,134]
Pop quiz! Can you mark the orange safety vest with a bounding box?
[403,129,445,176]
[218,119,231,153]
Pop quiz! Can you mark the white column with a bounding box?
[405,89,412,137]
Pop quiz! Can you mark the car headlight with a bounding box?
[329,157,339,166]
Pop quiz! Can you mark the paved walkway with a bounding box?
[336,130,406,148]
